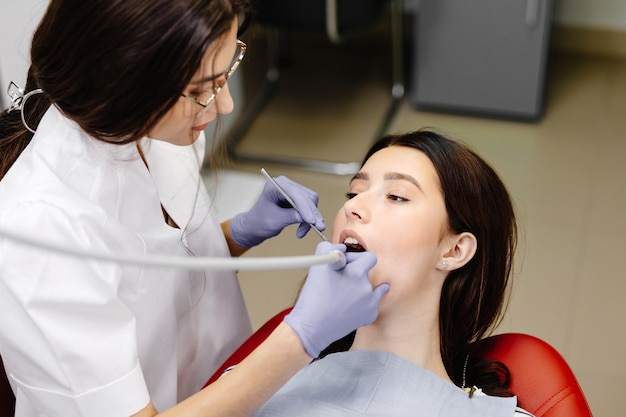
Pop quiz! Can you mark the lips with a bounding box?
[192,123,209,132]
[340,231,367,253]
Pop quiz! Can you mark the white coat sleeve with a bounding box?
[0,201,150,417]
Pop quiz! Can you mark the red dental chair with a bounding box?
[205,308,594,417]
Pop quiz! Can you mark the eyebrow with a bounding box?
[350,171,368,182]
[385,172,423,191]
[350,171,423,191]
[189,70,227,86]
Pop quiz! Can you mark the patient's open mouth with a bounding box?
[344,237,365,252]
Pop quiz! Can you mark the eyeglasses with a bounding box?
[181,39,246,117]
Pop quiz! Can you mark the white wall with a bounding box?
[0,1,48,107]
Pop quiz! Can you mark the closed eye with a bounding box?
[190,77,225,99]
[387,194,408,202]
[345,192,357,200]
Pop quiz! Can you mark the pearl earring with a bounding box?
[441,261,448,269]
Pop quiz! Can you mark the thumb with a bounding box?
[372,283,390,304]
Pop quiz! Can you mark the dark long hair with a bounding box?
[321,129,518,397]
[0,0,252,180]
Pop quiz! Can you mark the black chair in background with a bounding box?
[226,0,405,175]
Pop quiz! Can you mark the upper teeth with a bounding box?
[344,237,359,245]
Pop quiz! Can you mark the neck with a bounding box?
[350,309,452,384]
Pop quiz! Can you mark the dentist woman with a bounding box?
[0,1,389,417]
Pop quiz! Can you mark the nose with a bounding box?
[214,82,235,115]
[343,193,369,223]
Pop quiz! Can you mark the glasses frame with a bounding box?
[181,39,247,118]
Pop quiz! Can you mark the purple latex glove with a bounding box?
[230,176,325,248]
[284,242,390,358]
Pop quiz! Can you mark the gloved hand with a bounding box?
[284,242,390,358]
[229,176,325,248]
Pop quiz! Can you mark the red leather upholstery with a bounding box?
[205,308,593,417]
[204,308,292,387]
[477,333,593,417]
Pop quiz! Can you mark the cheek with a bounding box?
[370,238,419,280]
[368,216,442,286]
[330,209,345,243]
[151,105,198,143]
[170,105,195,129]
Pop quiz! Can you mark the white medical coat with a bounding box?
[0,106,252,417]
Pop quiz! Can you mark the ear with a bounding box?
[437,232,477,271]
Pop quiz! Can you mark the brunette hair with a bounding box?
[0,0,252,180]
[321,129,518,397]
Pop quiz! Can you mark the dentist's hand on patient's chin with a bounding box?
[284,242,390,358]
[229,176,325,248]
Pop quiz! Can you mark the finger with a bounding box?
[344,250,376,264]
[282,209,304,226]
[373,283,390,302]
[293,203,324,231]
[277,178,322,227]
[344,251,377,271]
[262,179,297,208]
[296,223,311,238]
[314,242,345,255]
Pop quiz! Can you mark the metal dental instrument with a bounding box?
[260,168,329,242]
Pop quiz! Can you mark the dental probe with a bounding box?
[260,168,347,270]
[260,168,328,241]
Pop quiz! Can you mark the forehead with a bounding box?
[361,146,439,183]
[192,22,239,83]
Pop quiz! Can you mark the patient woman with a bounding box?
[251,129,533,416]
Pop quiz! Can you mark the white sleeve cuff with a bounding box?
[12,362,150,417]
